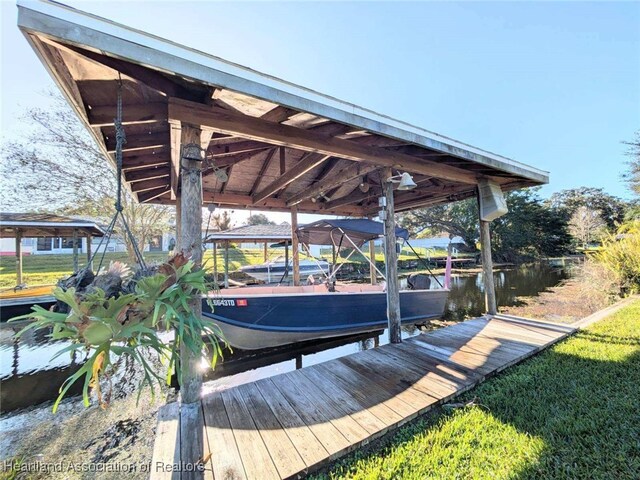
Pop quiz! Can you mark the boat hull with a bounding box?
[201,289,448,350]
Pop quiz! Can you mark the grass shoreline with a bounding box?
[311,299,640,479]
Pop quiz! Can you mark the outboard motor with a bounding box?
[407,273,431,290]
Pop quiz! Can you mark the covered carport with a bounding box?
[16,1,549,475]
[0,212,105,286]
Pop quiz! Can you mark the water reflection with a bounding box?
[0,265,566,412]
[0,325,85,412]
[443,265,567,321]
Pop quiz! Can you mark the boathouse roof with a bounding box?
[17,1,548,217]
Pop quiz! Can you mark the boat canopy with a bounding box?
[296,219,409,247]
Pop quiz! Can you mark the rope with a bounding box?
[87,77,147,273]
[406,241,443,288]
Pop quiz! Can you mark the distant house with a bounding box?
[0,212,175,255]
[0,213,105,256]
[408,234,466,253]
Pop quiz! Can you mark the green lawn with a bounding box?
[0,244,475,288]
[314,300,640,480]
[0,247,316,287]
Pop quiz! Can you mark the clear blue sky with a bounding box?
[2,1,639,207]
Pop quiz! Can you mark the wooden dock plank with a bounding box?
[338,351,438,411]
[202,393,246,480]
[154,316,575,480]
[374,346,471,397]
[311,362,406,425]
[299,365,394,433]
[235,383,307,479]
[418,331,536,363]
[255,377,350,460]
[252,377,330,468]
[315,360,417,419]
[151,402,181,480]
[221,389,281,480]
[270,373,365,446]
[291,367,388,435]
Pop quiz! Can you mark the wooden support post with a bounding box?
[263,241,268,262]
[382,169,401,344]
[175,196,182,252]
[177,124,204,480]
[369,240,377,285]
[291,206,300,286]
[224,241,229,288]
[178,124,203,406]
[284,240,289,282]
[72,228,79,273]
[479,219,498,315]
[86,235,93,270]
[213,241,218,283]
[15,230,23,286]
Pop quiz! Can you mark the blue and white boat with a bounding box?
[203,219,449,350]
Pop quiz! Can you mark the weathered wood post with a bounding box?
[224,241,229,288]
[86,235,93,270]
[212,241,218,284]
[263,241,268,262]
[179,124,204,402]
[175,196,182,252]
[382,169,401,343]
[291,206,300,286]
[72,228,79,273]
[369,240,377,285]
[479,219,497,315]
[15,230,23,286]
[284,240,289,281]
[178,124,204,478]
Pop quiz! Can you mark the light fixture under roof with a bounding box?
[359,177,370,193]
[387,172,417,191]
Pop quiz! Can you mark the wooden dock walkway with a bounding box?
[151,315,575,479]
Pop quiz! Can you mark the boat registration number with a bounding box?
[210,299,248,307]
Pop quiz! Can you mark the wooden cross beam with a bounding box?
[250,148,278,196]
[167,98,479,186]
[131,177,170,193]
[200,191,366,216]
[88,103,166,127]
[252,152,331,204]
[286,161,379,206]
[206,140,273,157]
[121,154,169,171]
[260,105,299,123]
[124,166,170,182]
[105,132,166,152]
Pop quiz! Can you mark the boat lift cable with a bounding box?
[405,241,443,288]
[88,77,147,274]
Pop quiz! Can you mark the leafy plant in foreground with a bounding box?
[10,253,225,412]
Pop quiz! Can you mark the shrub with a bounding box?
[593,221,640,295]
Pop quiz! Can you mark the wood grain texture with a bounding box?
[383,168,401,344]
[150,402,181,480]
[153,316,575,479]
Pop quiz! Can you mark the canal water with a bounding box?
[0,265,567,413]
